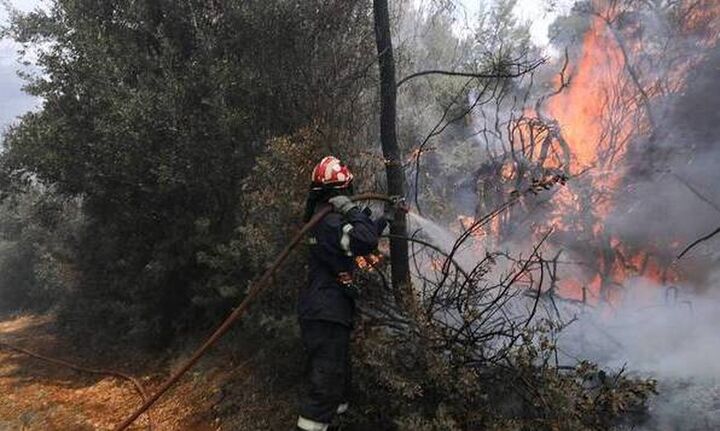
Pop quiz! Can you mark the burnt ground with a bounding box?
[0,314,302,431]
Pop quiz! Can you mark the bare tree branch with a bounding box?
[677,225,720,259]
[396,58,546,88]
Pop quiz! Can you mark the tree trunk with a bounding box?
[372,0,411,300]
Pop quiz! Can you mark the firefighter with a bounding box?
[296,156,387,431]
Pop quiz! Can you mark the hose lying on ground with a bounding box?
[0,340,153,430]
[114,192,393,431]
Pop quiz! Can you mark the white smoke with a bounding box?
[559,281,720,430]
[560,282,720,379]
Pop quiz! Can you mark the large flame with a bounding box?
[452,1,720,307]
[535,1,719,304]
[548,16,628,169]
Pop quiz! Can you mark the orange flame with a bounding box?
[548,16,629,170]
[355,253,383,272]
[538,2,720,302]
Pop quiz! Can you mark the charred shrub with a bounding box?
[351,315,656,430]
[345,234,656,430]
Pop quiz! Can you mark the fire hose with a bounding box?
[113,192,394,430]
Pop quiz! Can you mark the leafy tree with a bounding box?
[1,0,376,345]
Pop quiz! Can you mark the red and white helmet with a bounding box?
[311,156,354,190]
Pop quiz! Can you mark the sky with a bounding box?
[0,0,44,133]
[0,0,572,133]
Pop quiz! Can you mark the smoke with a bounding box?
[557,280,720,430]
[559,282,720,378]
[608,39,720,260]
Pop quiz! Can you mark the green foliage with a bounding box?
[198,124,386,328]
[0,184,80,312]
[471,0,533,66]
[196,127,326,323]
[0,0,376,345]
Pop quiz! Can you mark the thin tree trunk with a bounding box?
[372,0,411,301]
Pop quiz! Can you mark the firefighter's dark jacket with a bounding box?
[298,204,385,327]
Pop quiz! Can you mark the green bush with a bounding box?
[0,185,80,313]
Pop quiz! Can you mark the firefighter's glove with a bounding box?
[338,272,360,299]
[328,195,357,215]
[384,196,408,223]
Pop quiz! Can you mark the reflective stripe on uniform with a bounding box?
[337,402,349,414]
[297,416,329,431]
[340,224,354,256]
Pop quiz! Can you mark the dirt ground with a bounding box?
[0,314,289,431]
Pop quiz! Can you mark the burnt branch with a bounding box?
[677,225,720,259]
[396,58,546,88]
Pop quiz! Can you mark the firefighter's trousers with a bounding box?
[298,319,351,426]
